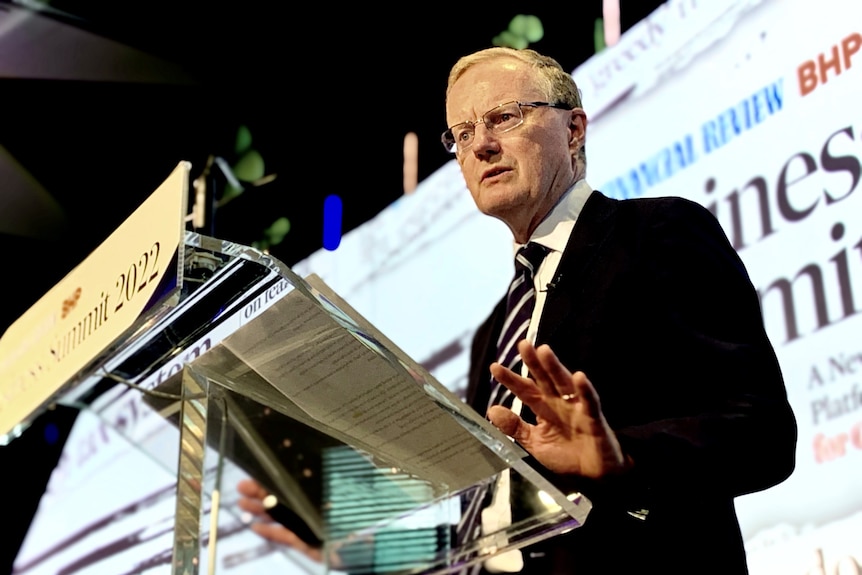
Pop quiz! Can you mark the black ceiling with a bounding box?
[0,1,665,331]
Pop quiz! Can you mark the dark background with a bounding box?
[0,2,663,572]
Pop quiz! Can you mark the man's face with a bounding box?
[446,57,585,242]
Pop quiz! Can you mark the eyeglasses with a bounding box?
[441,100,572,154]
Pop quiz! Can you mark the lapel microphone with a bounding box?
[541,274,561,292]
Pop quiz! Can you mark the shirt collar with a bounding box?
[512,179,593,256]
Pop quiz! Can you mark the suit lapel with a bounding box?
[538,191,618,344]
[466,191,620,407]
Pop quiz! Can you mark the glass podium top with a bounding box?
[3,174,591,574]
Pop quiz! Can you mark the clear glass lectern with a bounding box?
[2,167,591,575]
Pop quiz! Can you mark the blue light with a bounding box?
[323,194,343,251]
[43,422,59,445]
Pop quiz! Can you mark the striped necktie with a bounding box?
[487,242,549,412]
[455,243,549,574]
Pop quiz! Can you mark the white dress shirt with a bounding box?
[482,179,593,572]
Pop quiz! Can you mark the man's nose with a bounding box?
[471,123,501,156]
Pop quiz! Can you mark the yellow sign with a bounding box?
[0,161,190,437]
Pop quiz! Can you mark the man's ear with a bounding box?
[568,110,588,150]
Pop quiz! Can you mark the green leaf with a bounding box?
[264,217,291,246]
[594,18,606,53]
[235,125,252,155]
[497,30,527,49]
[268,217,291,238]
[509,14,530,37]
[232,149,265,182]
[221,183,243,201]
[523,15,544,42]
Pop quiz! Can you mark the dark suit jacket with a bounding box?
[466,191,797,574]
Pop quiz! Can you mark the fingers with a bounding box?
[570,369,603,418]
[489,342,567,417]
[487,404,529,440]
[237,478,326,564]
[521,342,601,403]
[237,478,269,499]
[251,523,324,562]
[237,494,270,518]
[517,341,583,404]
[237,479,274,520]
[492,341,604,421]
[521,342,569,398]
[489,361,542,401]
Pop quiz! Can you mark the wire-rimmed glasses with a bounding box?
[441,100,571,154]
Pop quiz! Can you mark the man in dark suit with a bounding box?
[237,46,797,574]
[445,47,797,574]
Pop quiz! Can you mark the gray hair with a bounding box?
[446,47,583,109]
[446,47,586,167]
